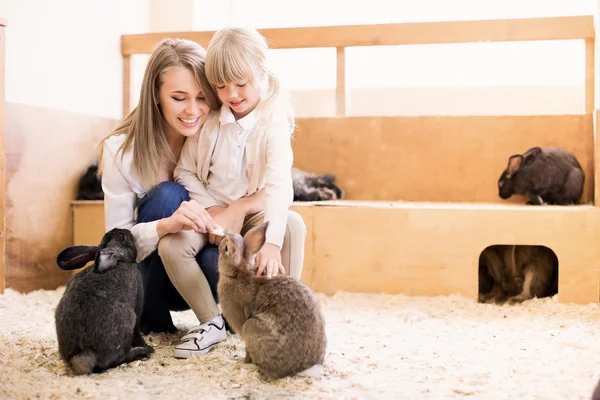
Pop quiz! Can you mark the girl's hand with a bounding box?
[158,200,222,237]
[255,243,285,279]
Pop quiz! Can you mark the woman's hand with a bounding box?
[157,200,222,238]
[255,243,285,279]
[209,205,246,244]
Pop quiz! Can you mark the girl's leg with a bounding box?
[280,210,307,280]
[242,210,307,280]
[158,231,220,323]
[136,181,190,334]
[158,229,226,358]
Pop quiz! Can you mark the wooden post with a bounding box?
[586,39,595,114]
[594,2,600,207]
[336,47,347,117]
[0,18,7,294]
[122,54,131,118]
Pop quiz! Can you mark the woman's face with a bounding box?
[158,66,210,139]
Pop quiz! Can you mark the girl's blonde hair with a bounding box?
[205,27,295,135]
[98,38,219,188]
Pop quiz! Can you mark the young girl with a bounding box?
[158,27,307,358]
[97,38,264,337]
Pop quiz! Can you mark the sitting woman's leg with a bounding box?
[136,181,190,334]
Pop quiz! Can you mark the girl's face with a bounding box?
[215,78,261,120]
[158,66,210,139]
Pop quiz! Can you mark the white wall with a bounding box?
[191,0,594,116]
[0,0,596,118]
[0,0,150,119]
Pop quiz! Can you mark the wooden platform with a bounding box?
[72,200,600,305]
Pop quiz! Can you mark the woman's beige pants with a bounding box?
[157,210,306,323]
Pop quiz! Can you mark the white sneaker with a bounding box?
[173,315,228,359]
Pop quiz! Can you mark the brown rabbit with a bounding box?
[217,221,327,380]
[478,245,558,305]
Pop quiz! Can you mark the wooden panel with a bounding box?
[5,104,118,292]
[71,200,600,304]
[0,20,5,294]
[310,201,600,304]
[72,201,105,246]
[292,114,594,204]
[121,16,594,55]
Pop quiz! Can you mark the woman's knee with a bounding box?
[137,181,190,223]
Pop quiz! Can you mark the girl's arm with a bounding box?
[262,124,295,248]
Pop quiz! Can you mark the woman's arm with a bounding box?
[102,142,160,262]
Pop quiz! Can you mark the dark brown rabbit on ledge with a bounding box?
[497,146,584,205]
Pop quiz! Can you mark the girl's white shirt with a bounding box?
[175,104,294,248]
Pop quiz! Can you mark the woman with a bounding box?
[97,38,264,340]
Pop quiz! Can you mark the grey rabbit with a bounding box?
[217,221,327,380]
[54,228,153,375]
[76,162,104,201]
[478,245,558,305]
[592,378,600,400]
[292,167,344,201]
[497,146,584,205]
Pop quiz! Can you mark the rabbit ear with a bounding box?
[56,246,98,270]
[95,250,123,273]
[223,231,243,266]
[506,154,524,177]
[523,147,542,160]
[243,221,269,261]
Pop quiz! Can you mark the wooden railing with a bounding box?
[121,15,596,118]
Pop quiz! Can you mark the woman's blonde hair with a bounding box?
[205,27,294,135]
[98,38,219,188]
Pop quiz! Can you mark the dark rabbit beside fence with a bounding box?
[54,228,153,375]
[77,162,104,200]
[497,146,585,205]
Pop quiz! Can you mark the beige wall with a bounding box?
[0,0,149,120]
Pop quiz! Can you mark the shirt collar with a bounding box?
[218,103,260,130]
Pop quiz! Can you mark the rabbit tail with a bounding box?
[563,167,584,204]
[70,349,97,375]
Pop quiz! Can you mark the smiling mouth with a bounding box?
[230,100,244,107]
[179,117,199,127]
